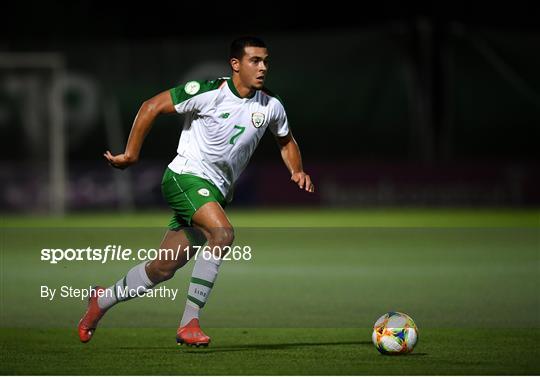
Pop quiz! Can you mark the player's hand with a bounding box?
[291,172,315,193]
[103,151,137,170]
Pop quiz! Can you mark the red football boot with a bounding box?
[78,286,107,343]
[176,318,210,347]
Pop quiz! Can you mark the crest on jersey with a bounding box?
[251,112,265,128]
[184,81,200,95]
[197,188,210,197]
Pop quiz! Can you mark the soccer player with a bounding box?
[78,36,314,347]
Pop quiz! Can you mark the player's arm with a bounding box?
[104,90,176,169]
[275,132,315,193]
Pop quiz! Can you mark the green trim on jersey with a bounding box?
[170,78,226,106]
[225,78,284,104]
[226,78,255,99]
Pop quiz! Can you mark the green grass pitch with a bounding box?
[1,208,539,375]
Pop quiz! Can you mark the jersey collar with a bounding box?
[227,78,256,100]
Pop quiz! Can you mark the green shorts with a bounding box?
[161,168,226,230]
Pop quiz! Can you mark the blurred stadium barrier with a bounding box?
[1,161,538,211]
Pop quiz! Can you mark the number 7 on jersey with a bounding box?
[229,125,246,145]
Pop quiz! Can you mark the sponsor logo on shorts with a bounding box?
[184,81,201,95]
[198,188,210,197]
[251,112,265,128]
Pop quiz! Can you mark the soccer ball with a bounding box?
[372,311,418,355]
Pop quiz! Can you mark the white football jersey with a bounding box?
[168,77,289,202]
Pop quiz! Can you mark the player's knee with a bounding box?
[209,227,235,247]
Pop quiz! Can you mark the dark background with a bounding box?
[1,1,539,211]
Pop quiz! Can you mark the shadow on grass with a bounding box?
[180,340,373,354]
[117,340,373,353]
[375,353,428,357]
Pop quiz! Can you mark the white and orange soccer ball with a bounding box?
[372,311,418,355]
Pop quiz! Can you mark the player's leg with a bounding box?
[78,227,201,343]
[176,201,234,346]
[145,227,206,283]
[98,228,199,308]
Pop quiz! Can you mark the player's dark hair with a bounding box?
[229,36,267,60]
